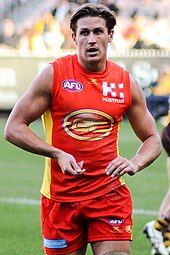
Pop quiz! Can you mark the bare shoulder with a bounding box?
[126,74,159,141]
[126,74,148,118]
[28,63,54,96]
[38,64,54,87]
[6,64,54,124]
[129,74,145,105]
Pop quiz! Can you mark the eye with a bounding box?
[80,30,89,36]
[94,28,103,35]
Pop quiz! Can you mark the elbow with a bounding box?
[155,135,162,159]
[4,122,16,143]
[158,140,163,157]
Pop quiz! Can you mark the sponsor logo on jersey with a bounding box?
[102,82,125,104]
[112,227,122,233]
[62,80,83,92]
[63,109,114,141]
[43,238,67,248]
[88,78,99,85]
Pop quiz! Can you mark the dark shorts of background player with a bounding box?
[41,184,133,255]
[161,122,170,156]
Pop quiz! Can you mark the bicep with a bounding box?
[126,75,158,142]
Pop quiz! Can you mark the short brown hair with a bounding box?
[70,3,116,35]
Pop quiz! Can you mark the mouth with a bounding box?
[86,47,99,56]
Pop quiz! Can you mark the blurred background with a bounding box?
[0,0,169,118]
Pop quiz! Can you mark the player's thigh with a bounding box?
[91,240,131,255]
[87,185,133,244]
[41,195,87,255]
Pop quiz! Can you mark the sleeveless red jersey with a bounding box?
[41,54,132,202]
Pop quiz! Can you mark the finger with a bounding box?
[111,164,129,177]
[105,159,126,175]
[71,160,85,173]
[111,162,129,176]
[78,161,86,173]
[64,167,83,176]
[105,157,124,172]
[77,169,86,174]
[70,160,82,173]
[78,160,84,169]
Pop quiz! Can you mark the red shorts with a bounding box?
[41,185,133,255]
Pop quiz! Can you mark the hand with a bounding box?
[105,156,138,177]
[56,150,85,176]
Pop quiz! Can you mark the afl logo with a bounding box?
[62,80,83,92]
[63,109,114,141]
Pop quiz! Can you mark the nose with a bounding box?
[88,32,96,44]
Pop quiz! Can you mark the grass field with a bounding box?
[0,117,168,255]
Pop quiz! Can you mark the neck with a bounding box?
[77,56,107,73]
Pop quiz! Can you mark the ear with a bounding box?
[72,32,77,45]
[108,29,114,42]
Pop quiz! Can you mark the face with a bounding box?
[72,16,113,72]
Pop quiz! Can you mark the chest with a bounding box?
[52,74,128,118]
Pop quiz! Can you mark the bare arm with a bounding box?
[4,64,84,175]
[105,75,162,177]
[4,65,52,155]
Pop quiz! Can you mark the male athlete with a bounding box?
[4,3,162,255]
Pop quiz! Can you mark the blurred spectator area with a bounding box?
[0,0,169,118]
[0,0,170,53]
[145,64,170,120]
